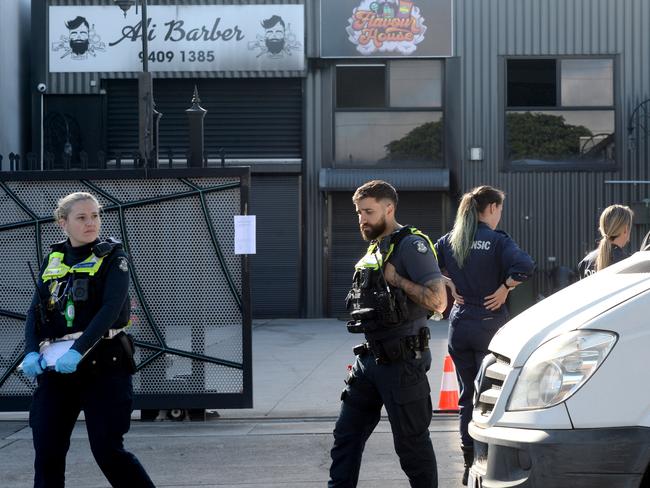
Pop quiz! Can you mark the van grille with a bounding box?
[474,352,512,417]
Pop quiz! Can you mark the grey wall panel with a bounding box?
[454,0,650,297]
[249,174,301,318]
[303,68,326,317]
[0,0,31,164]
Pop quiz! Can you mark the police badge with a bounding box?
[414,240,428,254]
[118,257,129,272]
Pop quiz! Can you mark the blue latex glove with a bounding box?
[21,352,47,378]
[55,349,83,374]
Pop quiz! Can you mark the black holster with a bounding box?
[117,332,137,374]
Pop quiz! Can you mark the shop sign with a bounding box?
[48,5,304,73]
[321,0,452,57]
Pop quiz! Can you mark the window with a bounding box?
[336,66,385,108]
[505,58,615,168]
[334,60,444,166]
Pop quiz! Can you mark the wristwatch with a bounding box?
[504,281,514,290]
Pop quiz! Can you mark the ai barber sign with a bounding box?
[48,4,305,73]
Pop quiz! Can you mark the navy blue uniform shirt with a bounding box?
[577,244,628,279]
[382,233,442,287]
[435,222,535,316]
[374,230,442,338]
[24,239,130,355]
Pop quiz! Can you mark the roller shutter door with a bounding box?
[327,191,444,318]
[106,78,302,159]
[249,175,300,318]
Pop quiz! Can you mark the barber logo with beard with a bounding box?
[51,15,106,60]
[248,14,301,59]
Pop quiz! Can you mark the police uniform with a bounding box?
[329,226,440,488]
[577,245,628,279]
[434,223,534,451]
[24,238,154,488]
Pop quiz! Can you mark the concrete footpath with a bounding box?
[0,319,464,487]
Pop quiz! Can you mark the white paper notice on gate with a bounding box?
[234,215,256,255]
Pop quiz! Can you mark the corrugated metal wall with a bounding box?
[454,0,650,295]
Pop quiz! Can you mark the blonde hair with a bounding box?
[449,186,505,267]
[595,204,634,271]
[54,192,101,222]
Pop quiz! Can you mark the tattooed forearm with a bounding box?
[395,276,447,313]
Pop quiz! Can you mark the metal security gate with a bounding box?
[0,168,251,411]
[327,191,445,318]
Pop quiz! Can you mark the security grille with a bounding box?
[0,168,252,411]
[474,352,512,420]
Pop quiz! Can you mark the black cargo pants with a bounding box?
[448,305,508,448]
[29,338,155,488]
[328,347,437,488]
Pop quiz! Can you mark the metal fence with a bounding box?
[0,168,252,411]
[0,149,231,172]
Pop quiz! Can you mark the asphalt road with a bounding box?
[0,319,465,487]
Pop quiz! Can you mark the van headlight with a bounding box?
[507,330,617,411]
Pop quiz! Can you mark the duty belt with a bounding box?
[353,327,431,364]
[41,328,123,344]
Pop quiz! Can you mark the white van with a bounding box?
[468,252,650,488]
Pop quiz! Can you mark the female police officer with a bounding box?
[20,192,155,488]
[434,185,534,485]
[578,204,634,278]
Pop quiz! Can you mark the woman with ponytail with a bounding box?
[578,205,634,278]
[434,185,534,485]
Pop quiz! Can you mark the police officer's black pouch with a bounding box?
[117,332,137,374]
[81,332,137,375]
[380,337,403,363]
[419,326,430,351]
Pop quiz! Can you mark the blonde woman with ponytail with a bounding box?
[578,205,634,278]
[433,185,534,485]
[20,192,155,487]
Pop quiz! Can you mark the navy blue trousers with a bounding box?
[329,348,437,488]
[29,370,155,488]
[448,305,507,447]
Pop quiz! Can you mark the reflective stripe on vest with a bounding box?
[41,251,105,281]
[354,227,438,271]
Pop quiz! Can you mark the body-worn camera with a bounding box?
[72,278,89,302]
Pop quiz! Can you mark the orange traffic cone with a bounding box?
[434,354,460,413]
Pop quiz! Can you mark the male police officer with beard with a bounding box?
[328,180,447,488]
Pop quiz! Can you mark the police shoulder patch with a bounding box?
[414,239,428,254]
[117,257,129,272]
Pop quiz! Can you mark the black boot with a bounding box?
[461,445,474,486]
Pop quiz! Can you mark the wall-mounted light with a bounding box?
[469,147,483,162]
